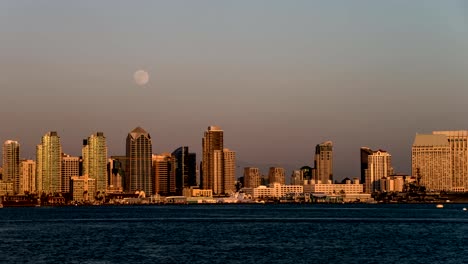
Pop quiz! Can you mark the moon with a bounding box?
[134,70,149,86]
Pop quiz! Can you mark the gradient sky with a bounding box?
[1,1,468,180]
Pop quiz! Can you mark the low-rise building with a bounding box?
[303,179,363,194]
[242,183,303,198]
[70,175,96,202]
[0,180,14,196]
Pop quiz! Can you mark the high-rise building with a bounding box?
[244,167,261,188]
[126,127,153,196]
[109,156,127,191]
[36,132,62,194]
[223,148,236,194]
[314,141,333,184]
[108,157,125,193]
[433,131,468,192]
[412,134,452,191]
[172,146,197,195]
[268,167,285,185]
[152,153,176,196]
[82,132,108,194]
[20,160,36,194]
[2,140,20,194]
[360,147,373,185]
[365,150,392,193]
[202,126,223,191]
[61,154,79,193]
[291,170,304,185]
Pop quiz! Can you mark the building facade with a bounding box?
[36,132,62,194]
[433,131,468,192]
[243,167,261,188]
[365,150,392,193]
[360,147,373,185]
[20,160,36,194]
[172,146,197,195]
[314,141,333,184]
[412,134,452,191]
[152,153,176,196]
[202,126,224,192]
[268,167,285,185]
[61,154,79,193]
[126,127,153,196]
[82,132,108,194]
[2,140,20,194]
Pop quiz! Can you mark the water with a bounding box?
[0,204,467,263]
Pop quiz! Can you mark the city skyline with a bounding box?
[2,1,468,180]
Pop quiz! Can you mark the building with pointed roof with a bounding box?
[126,127,153,195]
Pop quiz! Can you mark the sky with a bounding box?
[1,0,468,180]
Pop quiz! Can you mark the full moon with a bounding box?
[134,70,149,86]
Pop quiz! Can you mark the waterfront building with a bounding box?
[242,183,303,199]
[107,157,125,193]
[380,175,406,192]
[360,147,373,185]
[202,126,236,195]
[172,146,197,195]
[268,167,285,185]
[0,180,14,196]
[182,187,213,198]
[61,154,79,193]
[291,170,304,185]
[202,126,223,192]
[243,167,261,188]
[222,149,236,194]
[82,132,108,194]
[20,160,36,194]
[365,150,392,193]
[36,132,62,194]
[314,141,333,184]
[2,140,20,194]
[433,131,468,192]
[303,180,363,195]
[152,153,176,196]
[412,134,452,192]
[126,127,153,195]
[70,174,96,202]
[108,156,127,192]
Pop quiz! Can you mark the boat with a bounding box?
[436,204,444,209]
[463,208,467,211]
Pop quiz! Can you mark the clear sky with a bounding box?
[1,0,468,180]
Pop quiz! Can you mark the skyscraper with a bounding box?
[412,134,452,191]
[126,127,153,196]
[365,150,392,193]
[152,153,176,196]
[360,147,373,185]
[61,154,79,193]
[202,126,223,192]
[314,141,333,184]
[108,157,125,193]
[223,148,236,194]
[244,167,261,188]
[2,140,20,194]
[172,146,197,195]
[433,131,468,192]
[36,132,62,194]
[268,167,285,185]
[20,160,36,194]
[82,132,108,194]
